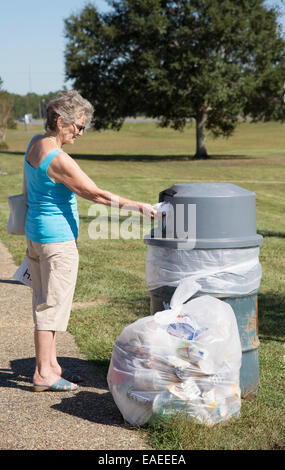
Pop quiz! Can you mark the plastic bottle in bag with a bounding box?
[152,391,187,420]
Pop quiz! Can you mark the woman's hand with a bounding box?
[138,202,158,218]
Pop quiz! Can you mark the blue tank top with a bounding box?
[24,136,79,243]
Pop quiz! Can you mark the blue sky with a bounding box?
[0,0,284,96]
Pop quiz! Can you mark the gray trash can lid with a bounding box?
[160,182,254,200]
[145,183,263,249]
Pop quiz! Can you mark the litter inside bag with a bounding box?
[107,279,242,426]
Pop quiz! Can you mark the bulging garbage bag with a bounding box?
[107,279,242,426]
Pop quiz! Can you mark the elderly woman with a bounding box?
[25,90,156,392]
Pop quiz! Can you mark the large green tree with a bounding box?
[64,0,285,158]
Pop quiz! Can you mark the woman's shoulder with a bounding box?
[49,151,76,169]
[47,151,80,183]
[26,135,61,166]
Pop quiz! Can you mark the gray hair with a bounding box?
[45,90,94,132]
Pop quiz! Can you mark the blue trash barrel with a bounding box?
[144,183,263,397]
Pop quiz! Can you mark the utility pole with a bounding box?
[42,99,46,127]
[28,65,32,93]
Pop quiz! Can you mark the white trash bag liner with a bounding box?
[107,279,242,426]
[146,246,262,295]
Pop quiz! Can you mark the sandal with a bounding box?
[33,377,79,392]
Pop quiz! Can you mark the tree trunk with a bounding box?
[194,108,209,159]
[0,126,8,149]
[0,93,13,149]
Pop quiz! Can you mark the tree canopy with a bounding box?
[64,0,285,158]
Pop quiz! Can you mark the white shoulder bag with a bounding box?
[6,162,28,235]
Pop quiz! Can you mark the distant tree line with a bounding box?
[8,90,59,121]
[0,77,60,148]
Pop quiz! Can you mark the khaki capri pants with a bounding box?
[26,239,79,332]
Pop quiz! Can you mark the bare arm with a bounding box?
[47,152,156,217]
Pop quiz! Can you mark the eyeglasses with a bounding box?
[74,123,86,133]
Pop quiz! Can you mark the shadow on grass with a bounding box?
[258,293,285,341]
[107,295,152,320]
[259,230,285,239]
[71,153,253,162]
[2,150,252,162]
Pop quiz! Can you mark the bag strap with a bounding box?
[22,134,41,196]
[22,163,27,196]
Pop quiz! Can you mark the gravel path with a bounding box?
[0,240,151,450]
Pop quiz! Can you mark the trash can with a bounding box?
[144,183,263,397]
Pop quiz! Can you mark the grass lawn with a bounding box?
[0,120,284,450]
